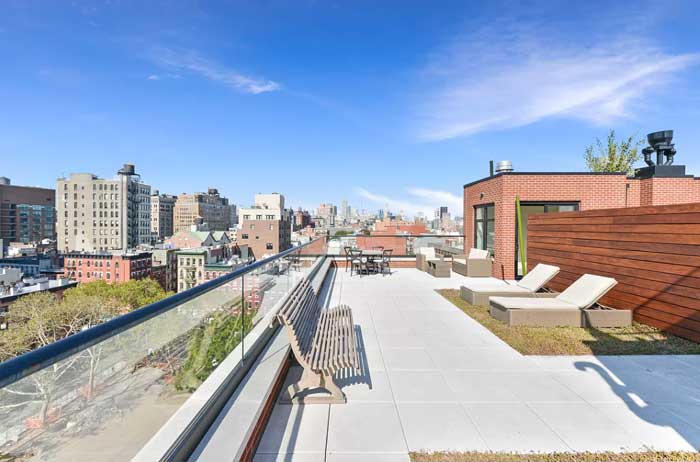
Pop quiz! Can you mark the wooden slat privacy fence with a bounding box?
[527,202,700,343]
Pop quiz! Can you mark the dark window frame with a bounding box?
[473,203,495,256]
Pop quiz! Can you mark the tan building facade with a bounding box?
[173,188,234,233]
[57,164,151,252]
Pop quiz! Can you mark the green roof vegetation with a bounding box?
[438,289,700,355]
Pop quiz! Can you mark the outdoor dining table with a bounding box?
[360,249,383,272]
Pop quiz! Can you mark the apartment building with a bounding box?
[238,193,292,259]
[317,203,337,227]
[151,248,178,292]
[63,250,152,284]
[293,208,312,230]
[150,191,177,240]
[173,188,234,233]
[175,246,243,292]
[0,177,56,245]
[57,164,151,252]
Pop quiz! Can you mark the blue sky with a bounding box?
[1,1,699,217]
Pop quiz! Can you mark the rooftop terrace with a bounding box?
[1,236,699,461]
[247,268,700,460]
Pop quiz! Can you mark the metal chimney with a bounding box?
[495,161,514,174]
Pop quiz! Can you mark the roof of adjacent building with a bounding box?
[463,171,628,188]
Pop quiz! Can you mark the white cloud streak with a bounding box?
[356,187,462,218]
[417,21,700,141]
[151,48,280,94]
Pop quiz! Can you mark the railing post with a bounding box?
[241,274,245,362]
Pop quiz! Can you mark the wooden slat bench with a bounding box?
[277,276,359,403]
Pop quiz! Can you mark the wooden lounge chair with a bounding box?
[489,274,629,327]
[277,278,360,403]
[452,248,492,277]
[460,263,560,306]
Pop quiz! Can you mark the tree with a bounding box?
[0,292,121,424]
[60,278,173,313]
[584,130,642,175]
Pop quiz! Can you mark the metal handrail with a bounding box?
[0,238,323,389]
[327,234,465,237]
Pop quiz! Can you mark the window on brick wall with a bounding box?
[474,204,495,256]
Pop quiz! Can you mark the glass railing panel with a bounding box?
[0,282,243,461]
[0,238,324,462]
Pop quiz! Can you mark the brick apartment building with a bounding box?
[464,153,700,279]
[63,251,153,284]
[151,248,178,292]
[0,177,56,245]
[238,193,292,260]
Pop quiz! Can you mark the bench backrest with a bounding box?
[277,278,322,360]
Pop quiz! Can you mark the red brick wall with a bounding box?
[64,254,152,284]
[465,174,629,279]
[356,236,407,255]
[464,173,700,279]
[642,177,700,206]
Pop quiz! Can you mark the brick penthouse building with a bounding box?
[464,131,700,279]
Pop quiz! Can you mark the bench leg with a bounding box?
[280,368,346,404]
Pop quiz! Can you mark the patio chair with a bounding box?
[415,247,437,272]
[452,248,492,277]
[378,249,393,276]
[343,246,353,272]
[460,263,560,306]
[489,274,624,327]
[349,249,367,277]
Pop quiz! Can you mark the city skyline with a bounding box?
[1,1,699,216]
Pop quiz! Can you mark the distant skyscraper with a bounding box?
[57,164,151,252]
[340,199,349,219]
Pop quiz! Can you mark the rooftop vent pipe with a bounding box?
[495,161,514,174]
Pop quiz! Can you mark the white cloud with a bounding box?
[417,22,700,141]
[151,48,280,94]
[356,187,461,218]
[147,74,161,80]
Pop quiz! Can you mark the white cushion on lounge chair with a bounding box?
[515,264,560,292]
[461,264,559,293]
[468,248,490,259]
[490,297,577,310]
[417,247,436,259]
[491,274,617,311]
[556,274,617,309]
